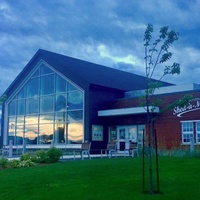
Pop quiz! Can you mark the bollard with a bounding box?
[9,140,13,158]
[190,137,194,152]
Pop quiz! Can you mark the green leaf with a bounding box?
[159,52,173,63]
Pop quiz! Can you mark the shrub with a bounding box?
[31,150,48,163]
[9,160,21,168]
[9,159,35,168]
[0,157,9,168]
[20,153,31,161]
[47,147,63,163]
[18,160,35,167]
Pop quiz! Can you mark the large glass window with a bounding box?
[7,62,84,146]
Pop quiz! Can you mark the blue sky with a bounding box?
[0,0,200,95]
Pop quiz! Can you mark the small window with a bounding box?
[182,122,194,144]
[196,122,200,144]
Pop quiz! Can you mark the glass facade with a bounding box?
[7,62,84,146]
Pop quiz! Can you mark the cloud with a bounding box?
[0,0,200,95]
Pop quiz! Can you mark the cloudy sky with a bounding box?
[0,0,200,95]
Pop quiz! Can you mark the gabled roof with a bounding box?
[4,49,173,96]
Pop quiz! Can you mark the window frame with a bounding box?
[196,122,200,144]
[4,61,85,146]
[181,121,194,144]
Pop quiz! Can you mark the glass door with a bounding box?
[117,126,137,152]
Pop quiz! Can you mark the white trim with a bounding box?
[181,120,200,123]
[98,106,159,117]
[11,144,81,149]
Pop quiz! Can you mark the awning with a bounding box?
[98,106,159,117]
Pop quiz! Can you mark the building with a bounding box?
[102,84,200,150]
[1,49,200,152]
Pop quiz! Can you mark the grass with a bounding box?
[0,156,200,200]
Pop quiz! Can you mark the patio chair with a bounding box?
[1,145,9,157]
[101,142,117,158]
[73,142,91,160]
[128,141,139,157]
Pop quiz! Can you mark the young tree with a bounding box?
[143,24,180,194]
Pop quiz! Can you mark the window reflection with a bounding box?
[55,95,66,111]
[56,75,66,93]
[17,99,25,115]
[26,98,39,114]
[25,115,38,125]
[8,118,15,138]
[16,125,23,145]
[40,64,53,75]
[7,62,84,146]
[26,78,39,98]
[128,127,137,140]
[40,113,54,124]
[18,88,25,99]
[67,122,83,143]
[67,82,77,91]
[40,96,54,113]
[39,124,53,144]
[55,121,65,144]
[68,111,83,121]
[25,124,38,144]
[67,91,83,110]
[40,75,54,95]
[9,101,16,115]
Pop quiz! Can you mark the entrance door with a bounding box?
[117,126,137,152]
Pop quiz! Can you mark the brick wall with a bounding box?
[111,91,200,149]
